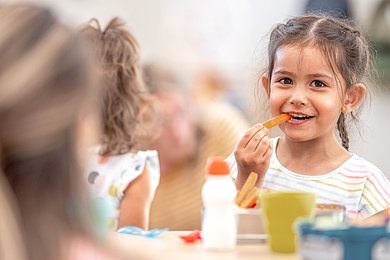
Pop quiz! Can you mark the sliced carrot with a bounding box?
[239,186,260,208]
[262,114,292,129]
[235,172,258,206]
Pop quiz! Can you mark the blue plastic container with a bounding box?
[297,222,388,260]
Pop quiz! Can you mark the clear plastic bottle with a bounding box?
[201,157,237,250]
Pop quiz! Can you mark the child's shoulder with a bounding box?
[344,153,384,177]
[86,149,159,191]
[89,147,157,159]
[87,147,158,169]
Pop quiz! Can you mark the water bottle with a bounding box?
[201,157,237,250]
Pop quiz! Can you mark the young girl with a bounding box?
[79,18,159,230]
[228,14,390,220]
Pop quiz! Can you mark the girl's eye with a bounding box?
[310,80,326,88]
[279,78,293,85]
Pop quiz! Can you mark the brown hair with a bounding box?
[79,18,156,156]
[265,14,376,150]
[0,4,96,260]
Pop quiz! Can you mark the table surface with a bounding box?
[107,231,299,260]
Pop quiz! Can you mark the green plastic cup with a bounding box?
[260,191,316,253]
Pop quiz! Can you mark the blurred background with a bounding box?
[3,0,390,177]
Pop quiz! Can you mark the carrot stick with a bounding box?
[235,172,258,206]
[239,186,260,208]
[262,114,292,129]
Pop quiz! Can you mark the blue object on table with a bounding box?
[297,222,388,260]
[117,226,169,238]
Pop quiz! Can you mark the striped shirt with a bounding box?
[227,137,390,220]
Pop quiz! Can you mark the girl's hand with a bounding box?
[234,123,272,190]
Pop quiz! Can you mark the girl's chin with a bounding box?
[282,133,314,143]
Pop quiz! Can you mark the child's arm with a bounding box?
[234,123,271,190]
[118,166,154,230]
[351,208,390,226]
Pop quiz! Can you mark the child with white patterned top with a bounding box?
[228,14,390,220]
[79,18,159,230]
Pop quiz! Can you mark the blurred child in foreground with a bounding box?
[0,3,123,259]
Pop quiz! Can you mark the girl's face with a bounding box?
[263,45,347,143]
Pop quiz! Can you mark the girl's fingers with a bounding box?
[236,124,264,150]
[254,135,271,155]
[245,128,268,152]
[261,140,272,158]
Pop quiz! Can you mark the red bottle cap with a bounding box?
[206,157,229,175]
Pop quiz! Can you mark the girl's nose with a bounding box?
[289,87,308,106]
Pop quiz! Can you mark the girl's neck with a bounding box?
[276,135,351,176]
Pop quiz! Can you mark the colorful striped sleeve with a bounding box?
[358,166,390,218]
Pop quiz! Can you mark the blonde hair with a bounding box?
[0,4,97,260]
[79,18,156,156]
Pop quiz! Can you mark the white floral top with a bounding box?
[85,147,160,230]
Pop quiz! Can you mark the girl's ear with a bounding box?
[261,74,271,98]
[343,83,366,112]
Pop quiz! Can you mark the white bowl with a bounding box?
[235,207,266,243]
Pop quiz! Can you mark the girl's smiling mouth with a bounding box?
[287,112,315,122]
